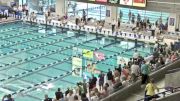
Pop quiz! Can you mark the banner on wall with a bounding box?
[168,14,176,33]
[120,0,133,6]
[83,49,94,59]
[94,52,105,61]
[169,18,175,26]
[133,0,146,7]
[72,57,82,77]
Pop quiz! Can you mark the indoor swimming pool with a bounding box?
[0,21,152,101]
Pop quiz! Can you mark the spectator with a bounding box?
[82,9,86,23]
[65,88,70,96]
[165,55,171,64]
[105,83,113,94]
[81,93,89,101]
[98,71,105,91]
[114,69,120,79]
[101,86,109,98]
[117,64,122,74]
[141,61,150,84]
[155,58,161,69]
[44,94,52,101]
[128,58,133,68]
[170,42,174,51]
[113,76,122,91]
[92,74,97,88]
[2,94,14,101]
[131,61,140,82]
[111,19,116,32]
[82,79,87,94]
[55,88,63,100]
[121,76,128,87]
[171,52,177,61]
[159,57,165,65]
[76,82,84,96]
[66,90,74,101]
[128,10,132,22]
[90,91,99,101]
[74,95,79,101]
[89,78,94,91]
[144,79,159,101]
[2,95,8,101]
[107,69,114,86]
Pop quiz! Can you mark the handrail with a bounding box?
[137,86,180,101]
[101,57,180,101]
[166,68,180,74]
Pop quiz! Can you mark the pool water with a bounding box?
[0,21,152,101]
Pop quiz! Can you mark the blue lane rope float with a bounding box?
[0,38,98,82]
[0,34,77,57]
[11,70,74,95]
[9,41,144,96]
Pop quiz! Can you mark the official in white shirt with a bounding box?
[111,19,116,32]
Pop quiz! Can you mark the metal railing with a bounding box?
[101,57,180,101]
[137,86,180,101]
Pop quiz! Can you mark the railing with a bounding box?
[137,86,180,101]
[166,68,180,74]
[101,58,180,101]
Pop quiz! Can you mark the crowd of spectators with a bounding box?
[42,41,179,101]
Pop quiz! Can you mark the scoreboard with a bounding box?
[88,0,146,7]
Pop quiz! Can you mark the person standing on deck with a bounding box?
[111,19,116,33]
[128,10,132,23]
[82,9,86,24]
[141,61,150,85]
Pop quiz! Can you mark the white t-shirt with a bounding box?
[91,96,99,101]
[67,94,74,101]
[112,20,116,25]
[4,10,8,15]
[144,55,153,62]
[165,58,171,64]
[122,80,128,87]
[107,85,114,94]
[13,7,17,11]
[131,64,140,76]
[152,25,156,30]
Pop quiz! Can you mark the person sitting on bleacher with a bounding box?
[130,61,140,82]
